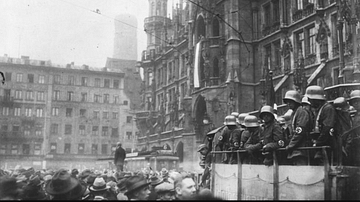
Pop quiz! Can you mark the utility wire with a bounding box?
[187,0,250,53]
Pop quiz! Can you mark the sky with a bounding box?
[0,0,154,68]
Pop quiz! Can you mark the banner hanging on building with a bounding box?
[194,41,202,88]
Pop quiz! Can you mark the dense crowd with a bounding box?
[0,164,222,200]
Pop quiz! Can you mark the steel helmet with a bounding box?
[259,105,274,119]
[305,85,326,100]
[244,115,259,127]
[333,97,350,110]
[277,117,286,125]
[231,112,239,117]
[349,90,360,102]
[223,115,237,125]
[301,96,311,105]
[283,90,301,104]
[238,113,250,125]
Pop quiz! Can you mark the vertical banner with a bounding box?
[194,41,202,88]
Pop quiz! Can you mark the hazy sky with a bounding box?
[0,0,152,67]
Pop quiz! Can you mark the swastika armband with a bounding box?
[295,127,302,134]
[329,128,334,136]
[218,136,223,141]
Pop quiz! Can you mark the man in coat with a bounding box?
[114,142,126,173]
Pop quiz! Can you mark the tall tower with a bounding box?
[113,14,138,60]
[144,0,170,52]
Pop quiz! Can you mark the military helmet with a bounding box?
[301,96,311,105]
[305,85,326,100]
[333,97,349,110]
[259,105,274,119]
[223,115,237,125]
[238,113,250,125]
[283,90,301,104]
[244,115,259,127]
[349,90,360,102]
[231,112,239,118]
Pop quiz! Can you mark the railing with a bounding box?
[304,53,317,66]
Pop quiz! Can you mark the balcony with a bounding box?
[303,3,315,17]
[304,53,317,66]
[292,9,303,22]
[144,16,171,26]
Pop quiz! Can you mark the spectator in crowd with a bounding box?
[124,175,151,200]
[193,188,223,200]
[174,173,197,200]
[114,142,126,173]
[148,174,164,200]
[44,169,87,200]
[155,181,176,200]
[116,178,128,200]
[197,144,211,189]
[21,174,48,200]
[88,177,116,200]
[0,175,22,200]
[71,168,79,179]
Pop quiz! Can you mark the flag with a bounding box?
[194,41,202,88]
[267,71,275,107]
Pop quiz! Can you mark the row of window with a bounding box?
[4,72,122,88]
[0,143,131,155]
[3,89,129,105]
[2,107,44,117]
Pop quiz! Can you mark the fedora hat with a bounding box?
[149,175,163,187]
[45,169,80,195]
[124,175,150,196]
[89,177,110,192]
[117,178,128,192]
[28,175,44,187]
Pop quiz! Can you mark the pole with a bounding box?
[337,0,345,83]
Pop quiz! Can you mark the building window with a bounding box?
[12,125,20,133]
[264,3,271,27]
[67,91,74,101]
[34,144,41,155]
[24,129,30,136]
[25,91,34,100]
[114,95,119,104]
[53,75,61,84]
[78,144,85,154]
[95,78,101,87]
[53,90,60,100]
[50,124,58,134]
[38,75,45,84]
[80,109,86,117]
[66,108,72,117]
[81,92,87,102]
[126,116,132,123]
[0,145,5,154]
[103,111,109,119]
[104,79,110,88]
[52,107,59,116]
[94,94,101,103]
[64,143,71,154]
[113,80,119,88]
[297,0,303,10]
[37,91,45,101]
[15,90,22,99]
[123,100,128,105]
[93,111,99,118]
[111,127,119,137]
[126,132,132,140]
[102,126,109,136]
[5,72,11,82]
[91,144,98,155]
[92,126,99,136]
[101,144,107,155]
[65,124,72,135]
[68,76,75,85]
[14,107,21,116]
[11,144,18,154]
[28,74,34,83]
[50,143,57,154]
[296,31,305,58]
[25,108,32,117]
[22,144,30,154]
[36,108,43,117]
[4,89,10,100]
[308,26,316,55]
[16,73,23,82]
[81,77,88,86]
[0,125,7,132]
[2,107,9,116]
[104,94,109,103]
[79,125,86,135]
[112,112,118,119]
[35,129,42,136]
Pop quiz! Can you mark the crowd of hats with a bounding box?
[0,164,208,200]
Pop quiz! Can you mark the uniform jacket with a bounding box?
[314,102,337,147]
[261,119,284,151]
[243,127,263,152]
[287,105,313,158]
[218,126,242,150]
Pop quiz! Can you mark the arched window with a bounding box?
[212,18,220,37]
[196,16,206,41]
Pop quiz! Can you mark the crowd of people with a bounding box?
[0,163,223,200]
[200,86,360,168]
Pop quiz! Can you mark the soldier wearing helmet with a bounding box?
[238,113,250,148]
[218,115,242,164]
[283,90,313,165]
[258,105,285,166]
[305,85,337,165]
[348,90,360,125]
[242,115,264,164]
[231,112,240,126]
[346,90,360,166]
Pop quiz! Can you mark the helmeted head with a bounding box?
[244,115,259,128]
[301,96,311,105]
[305,85,326,100]
[223,115,237,126]
[196,144,208,153]
[259,105,275,120]
[333,97,350,111]
[283,90,301,104]
[349,90,360,108]
[238,113,250,126]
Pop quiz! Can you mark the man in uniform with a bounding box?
[283,90,313,165]
[305,85,337,165]
[218,115,242,164]
[197,144,211,189]
[243,115,264,164]
[347,90,360,166]
[114,142,126,173]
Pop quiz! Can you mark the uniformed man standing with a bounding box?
[283,90,313,165]
[243,115,264,164]
[347,90,360,166]
[218,115,242,164]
